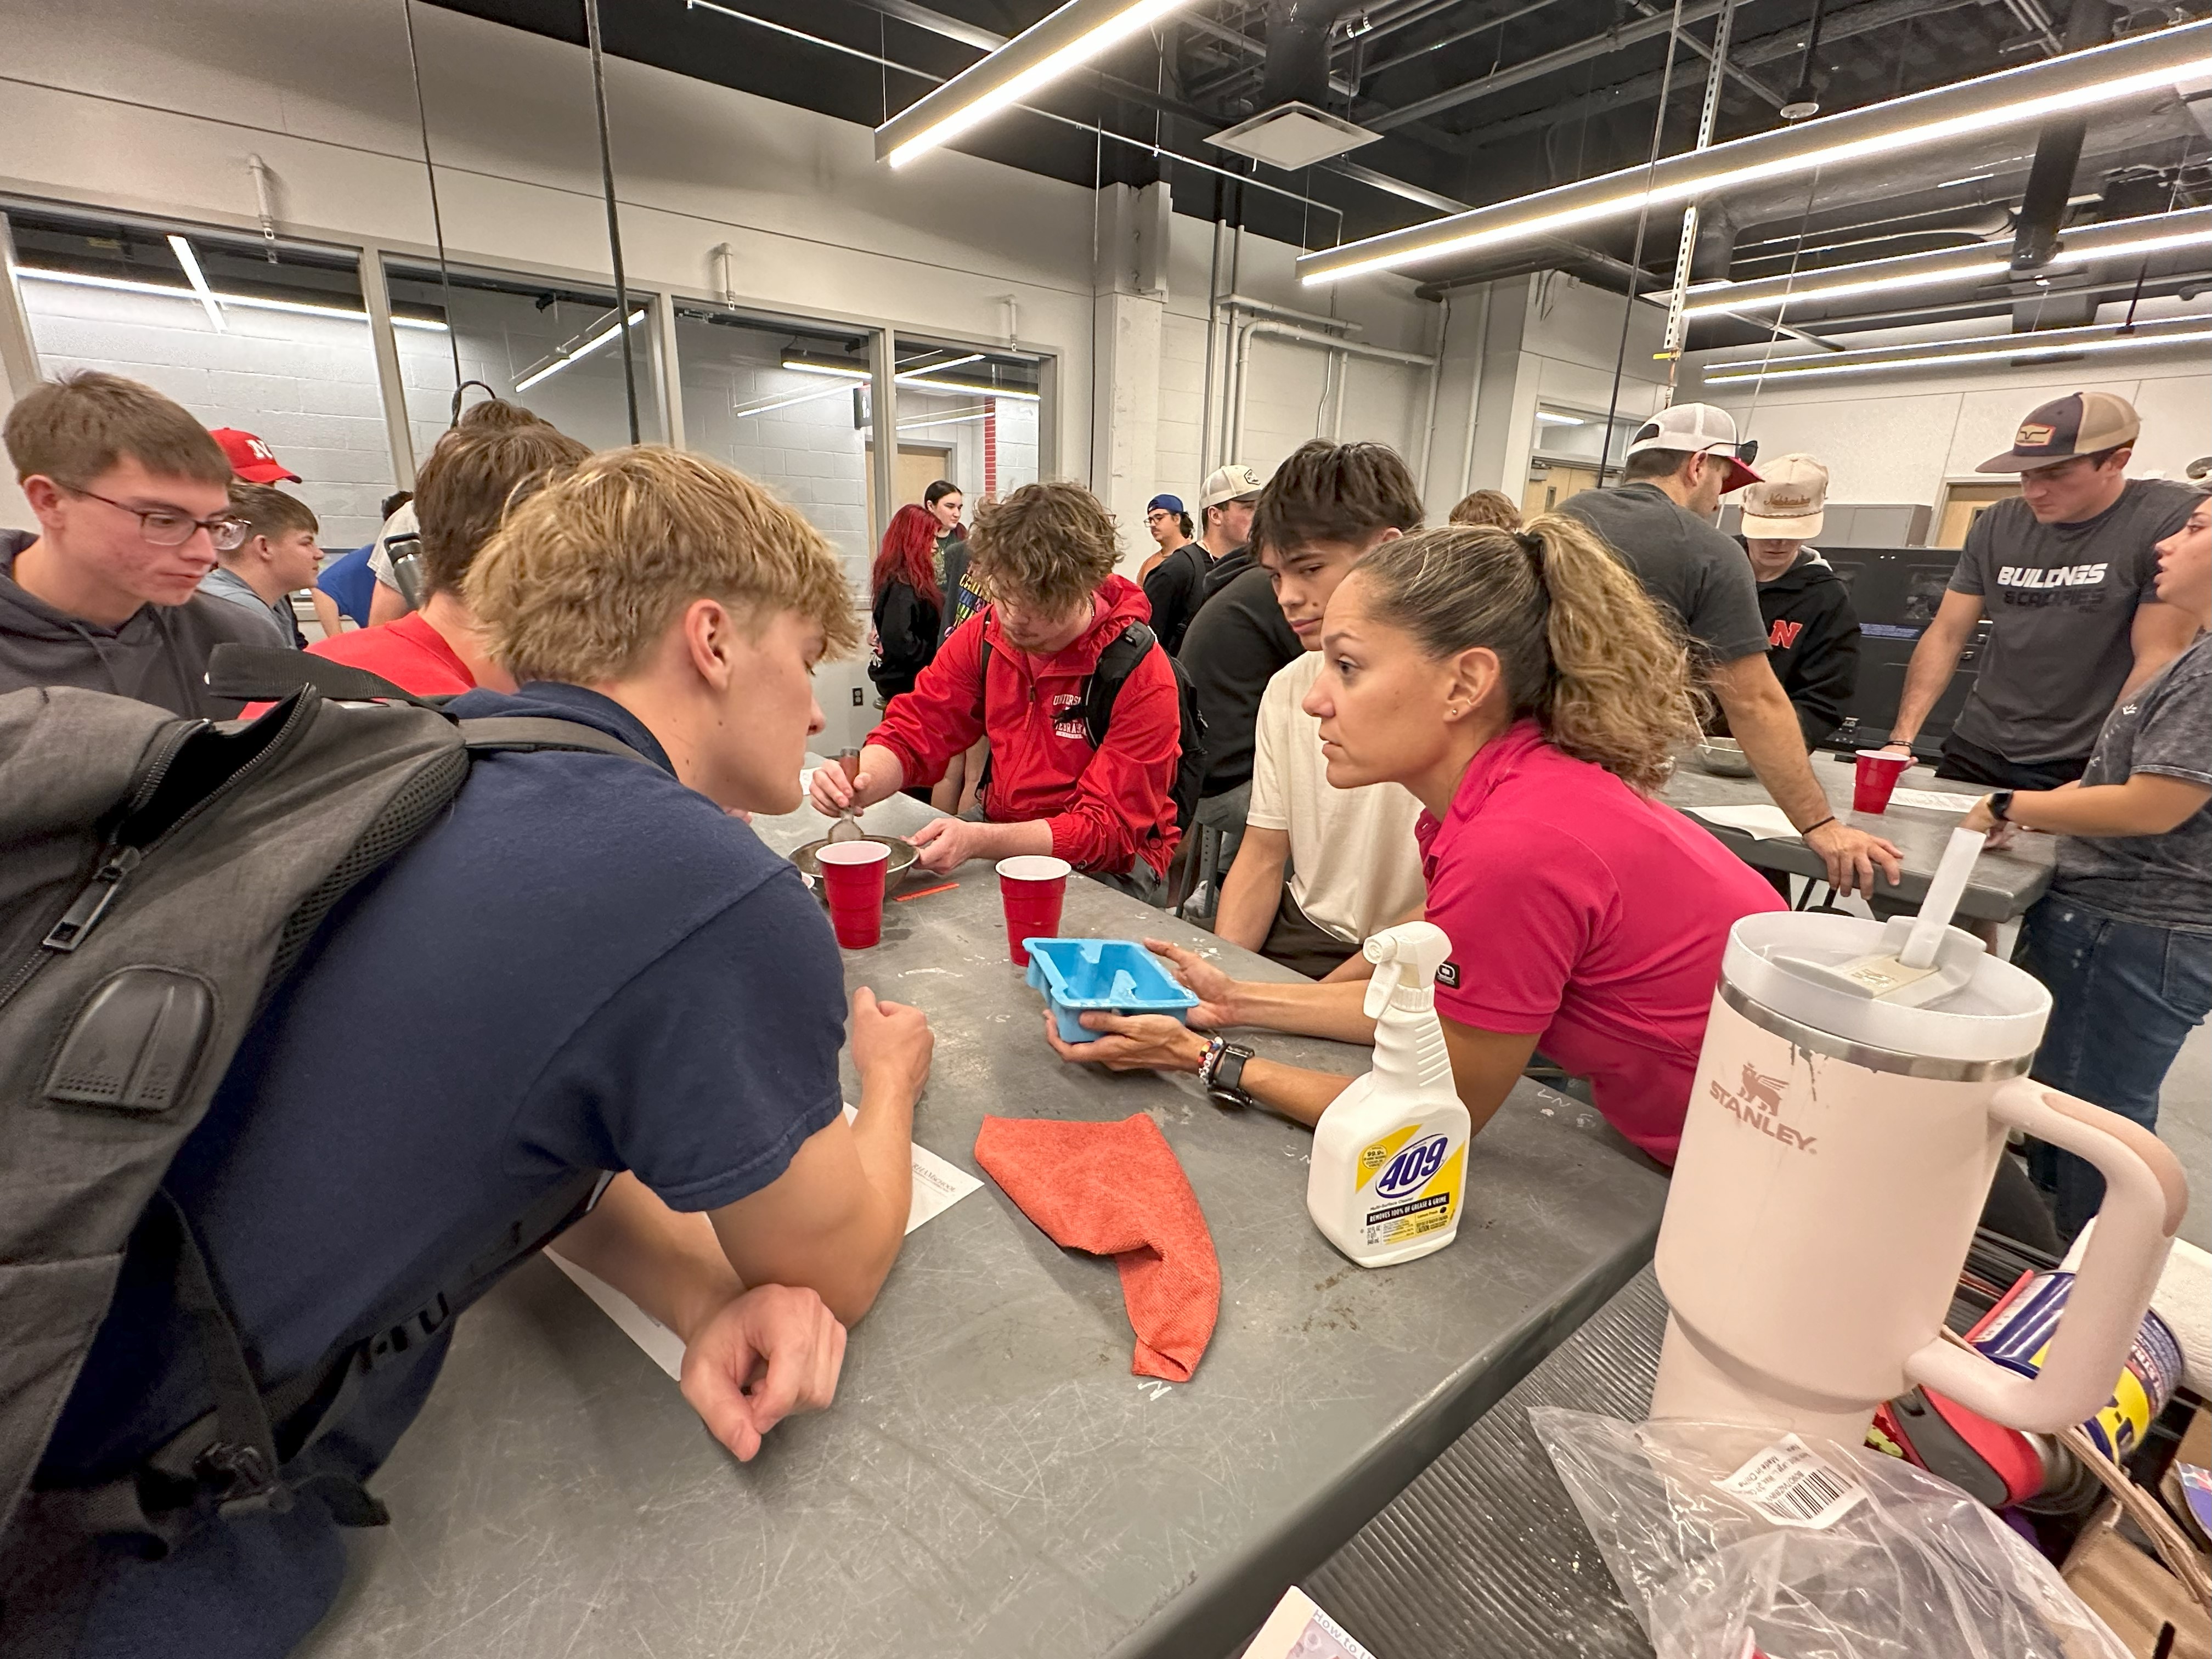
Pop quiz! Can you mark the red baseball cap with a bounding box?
[210,427,301,484]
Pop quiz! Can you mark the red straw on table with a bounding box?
[817,840,890,948]
[996,855,1070,966]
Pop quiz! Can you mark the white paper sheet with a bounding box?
[843,1103,985,1231]
[1684,804,1803,842]
[1244,1588,1380,1659]
[551,1108,981,1381]
[1887,787,1979,813]
[549,1253,689,1380]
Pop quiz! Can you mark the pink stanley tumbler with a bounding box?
[818,840,890,949]
[996,855,1071,966]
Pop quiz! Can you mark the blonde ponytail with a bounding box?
[1353,515,1703,793]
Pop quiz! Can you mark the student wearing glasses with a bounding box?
[1,373,272,717]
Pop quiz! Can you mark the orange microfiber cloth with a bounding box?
[974,1113,1221,1383]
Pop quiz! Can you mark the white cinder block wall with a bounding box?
[19,281,403,549]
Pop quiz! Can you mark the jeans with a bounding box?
[2019,893,2212,1240]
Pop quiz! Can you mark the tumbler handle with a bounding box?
[1903,1076,2183,1431]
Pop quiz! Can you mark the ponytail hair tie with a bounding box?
[1516,529,1547,577]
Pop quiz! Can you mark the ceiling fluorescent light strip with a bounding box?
[12,265,450,330]
[902,375,1040,400]
[1683,257,2010,317]
[166,234,226,333]
[1295,21,2212,285]
[1680,206,2212,318]
[875,0,1193,168]
[514,308,648,393]
[1703,320,2212,383]
[776,356,1041,401]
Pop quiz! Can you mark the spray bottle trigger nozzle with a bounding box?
[1362,968,1396,1020]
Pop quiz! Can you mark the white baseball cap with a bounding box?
[1624,403,1762,493]
[1739,453,1828,539]
[1200,462,1265,510]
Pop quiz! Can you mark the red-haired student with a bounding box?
[868,503,945,702]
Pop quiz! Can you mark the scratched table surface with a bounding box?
[300,778,1669,1659]
[1658,751,2055,922]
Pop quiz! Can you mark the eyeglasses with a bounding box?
[70,487,250,551]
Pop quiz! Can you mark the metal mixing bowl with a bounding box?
[1694,737,1758,777]
[789,833,923,895]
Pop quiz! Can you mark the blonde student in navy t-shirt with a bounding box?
[1040,516,1784,1167]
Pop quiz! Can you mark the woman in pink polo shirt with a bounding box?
[1045,517,1785,1165]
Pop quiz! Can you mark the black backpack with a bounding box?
[0,651,644,1583]
[978,618,1207,837]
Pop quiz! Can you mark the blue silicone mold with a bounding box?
[1024,938,1200,1044]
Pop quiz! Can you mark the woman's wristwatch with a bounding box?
[1988,790,2015,825]
[1198,1034,1257,1109]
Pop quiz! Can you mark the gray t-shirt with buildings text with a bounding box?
[1949,478,2196,764]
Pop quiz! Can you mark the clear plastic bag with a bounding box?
[1530,1408,2129,1659]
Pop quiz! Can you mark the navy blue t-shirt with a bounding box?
[41,684,846,1657]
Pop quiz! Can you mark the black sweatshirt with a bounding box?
[1141,540,1220,656]
[1731,547,1861,748]
[1179,559,1300,796]
[869,579,941,702]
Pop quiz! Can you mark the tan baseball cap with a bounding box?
[1977,391,2141,473]
[1739,453,1828,538]
[1200,462,1265,509]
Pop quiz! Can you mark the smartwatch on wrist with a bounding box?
[1988,790,2015,825]
[1198,1036,1257,1109]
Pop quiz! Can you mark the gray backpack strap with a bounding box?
[456,717,654,763]
[205,643,430,708]
[0,687,466,1542]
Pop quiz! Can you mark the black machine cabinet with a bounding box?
[1815,544,1992,759]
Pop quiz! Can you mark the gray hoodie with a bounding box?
[1,529,268,718]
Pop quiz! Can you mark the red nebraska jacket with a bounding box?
[868,575,1182,878]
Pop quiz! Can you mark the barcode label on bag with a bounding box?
[1716,1434,1866,1530]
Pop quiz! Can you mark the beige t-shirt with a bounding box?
[1245,652,1427,944]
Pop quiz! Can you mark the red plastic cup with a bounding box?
[817,840,890,949]
[1853,749,1911,814]
[997,855,1071,966]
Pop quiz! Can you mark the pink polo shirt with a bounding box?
[1417,721,1785,1164]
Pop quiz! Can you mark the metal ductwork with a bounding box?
[1257,0,1345,109]
[1691,206,1737,284]
[2009,0,2121,332]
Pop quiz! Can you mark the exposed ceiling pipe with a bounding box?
[1459,0,1983,156]
[1259,0,1363,108]
[1630,0,1787,109]
[2011,0,2116,270]
[1367,0,1735,132]
[1356,0,1577,83]
[1780,0,1827,118]
[2010,0,2121,328]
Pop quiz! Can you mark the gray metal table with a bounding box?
[1304,1267,1665,1657]
[1659,753,2055,923]
[300,785,1669,1659]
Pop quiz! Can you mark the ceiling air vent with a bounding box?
[1208,102,1379,172]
